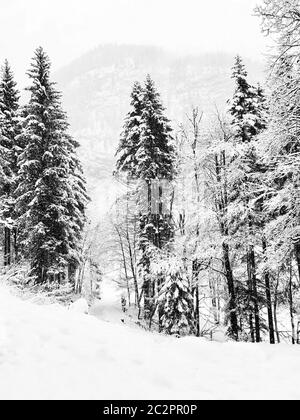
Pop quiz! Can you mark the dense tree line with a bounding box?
[114,0,300,343]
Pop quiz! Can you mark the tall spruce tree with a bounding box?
[137,75,176,320]
[228,56,267,342]
[116,75,177,320]
[0,60,21,266]
[136,75,176,181]
[116,81,143,177]
[229,56,266,143]
[16,47,88,284]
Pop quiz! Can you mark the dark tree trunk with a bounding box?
[179,212,185,236]
[13,228,18,263]
[247,247,261,343]
[192,260,200,337]
[142,179,172,322]
[126,226,139,308]
[246,249,254,341]
[273,275,281,344]
[294,243,300,283]
[222,242,239,340]
[249,313,255,343]
[246,252,255,342]
[68,263,77,285]
[214,152,239,341]
[289,257,296,345]
[264,270,275,344]
[143,270,155,321]
[209,277,219,324]
[194,285,200,336]
[4,227,11,267]
[262,239,275,344]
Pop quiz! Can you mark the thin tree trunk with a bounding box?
[246,251,255,342]
[137,289,144,320]
[265,270,275,344]
[209,277,218,324]
[247,247,261,342]
[4,227,11,267]
[192,260,200,337]
[249,313,255,343]
[262,239,275,344]
[115,225,131,306]
[125,177,139,307]
[273,274,280,344]
[195,285,200,336]
[142,181,156,321]
[223,242,239,340]
[4,228,7,266]
[214,150,239,341]
[294,243,300,283]
[246,250,255,342]
[216,277,221,324]
[289,257,296,344]
[13,228,18,263]
[126,221,139,307]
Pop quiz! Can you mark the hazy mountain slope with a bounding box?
[55,45,264,189]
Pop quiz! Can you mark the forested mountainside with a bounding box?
[55,45,263,186]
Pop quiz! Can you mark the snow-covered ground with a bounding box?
[0,283,300,400]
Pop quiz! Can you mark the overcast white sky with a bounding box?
[0,0,267,86]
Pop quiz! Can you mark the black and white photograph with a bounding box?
[0,0,300,403]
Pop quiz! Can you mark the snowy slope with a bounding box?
[0,284,299,400]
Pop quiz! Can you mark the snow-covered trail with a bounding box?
[0,284,300,400]
[90,277,125,324]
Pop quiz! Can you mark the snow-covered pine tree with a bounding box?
[116,76,177,321]
[137,75,177,320]
[136,75,176,181]
[229,56,266,143]
[115,81,143,177]
[115,81,147,311]
[227,56,267,342]
[16,47,88,285]
[116,76,176,206]
[156,258,194,336]
[0,60,21,266]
